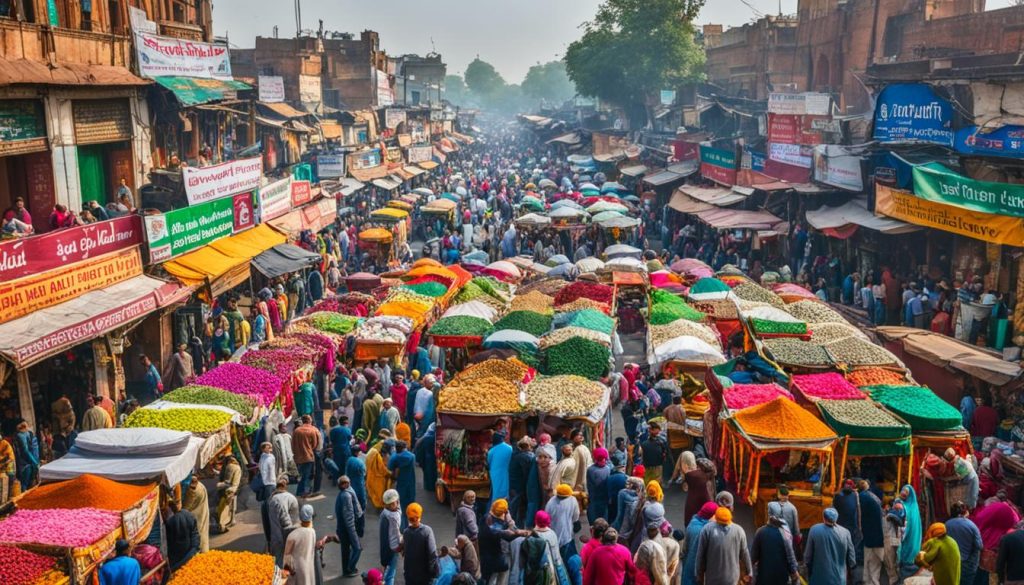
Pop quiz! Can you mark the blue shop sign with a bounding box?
[955,125,1024,158]
[872,83,954,146]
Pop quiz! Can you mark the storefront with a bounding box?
[0,99,55,233]
[72,99,135,204]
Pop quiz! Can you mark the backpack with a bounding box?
[521,536,550,585]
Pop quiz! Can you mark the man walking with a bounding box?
[805,508,856,585]
[292,415,321,498]
[945,501,982,585]
[859,480,885,585]
[379,490,403,585]
[402,503,440,585]
[215,454,242,533]
[696,507,752,585]
[509,438,534,527]
[335,475,364,577]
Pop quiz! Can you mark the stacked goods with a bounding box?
[554,282,615,307]
[688,298,739,320]
[525,375,606,417]
[823,337,900,366]
[402,281,449,297]
[544,337,611,380]
[809,322,868,344]
[168,551,279,585]
[338,292,379,316]
[195,363,284,407]
[649,320,720,349]
[791,373,864,401]
[493,311,553,336]
[15,475,155,511]
[0,545,63,585]
[864,385,963,432]
[539,327,612,349]
[785,300,846,324]
[511,291,555,314]
[733,282,785,306]
[163,385,259,415]
[773,283,818,303]
[557,298,612,314]
[304,297,342,315]
[376,288,436,326]
[240,349,316,383]
[818,400,910,433]
[649,303,705,325]
[552,309,616,336]
[745,305,808,336]
[762,338,832,367]
[439,375,522,414]
[847,368,909,387]
[735,299,773,312]
[453,281,506,310]
[355,316,413,344]
[723,384,794,411]
[0,508,121,547]
[124,408,232,436]
[429,315,494,338]
[307,313,361,335]
[456,358,531,384]
[518,277,569,297]
[733,397,837,441]
[471,276,513,302]
[651,289,686,306]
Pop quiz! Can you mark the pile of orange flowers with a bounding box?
[846,368,907,387]
[167,551,276,585]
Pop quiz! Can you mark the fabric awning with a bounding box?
[418,161,439,170]
[619,165,648,177]
[679,185,748,207]
[642,169,680,186]
[164,247,250,294]
[594,151,626,163]
[402,165,426,177]
[547,132,581,145]
[252,244,323,279]
[876,327,1023,386]
[269,198,339,237]
[349,165,391,182]
[209,224,287,258]
[154,76,252,107]
[258,101,307,119]
[668,191,714,214]
[372,177,402,190]
[40,434,202,486]
[805,198,920,235]
[0,275,190,368]
[695,208,783,230]
[321,178,365,197]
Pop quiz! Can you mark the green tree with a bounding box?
[521,61,577,107]
[565,0,706,127]
[464,58,506,98]
[444,74,469,105]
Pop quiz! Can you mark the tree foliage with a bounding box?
[464,58,506,97]
[521,61,577,106]
[564,0,706,125]
[444,74,469,105]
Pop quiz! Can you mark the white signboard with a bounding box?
[317,154,345,178]
[299,75,321,105]
[136,32,233,80]
[258,176,293,221]
[385,109,407,129]
[768,92,832,116]
[376,69,394,106]
[813,145,863,191]
[183,157,263,205]
[258,76,285,103]
[768,143,812,168]
[407,145,434,164]
[128,6,157,34]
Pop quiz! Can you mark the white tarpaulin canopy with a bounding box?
[805,197,921,235]
[40,428,201,486]
[649,336,727,368]
[441,300,499,322]
[679,185,748,207]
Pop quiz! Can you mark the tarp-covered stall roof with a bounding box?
[695,208,783,230]
[40,429,202,486]
[252,244,323,279]
[876,327,1023,387]
[806,198,920,235]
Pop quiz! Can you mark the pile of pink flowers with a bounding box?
[791,373,864,401]
[0,545,60,584]
[289,332,337,372]
[195,363,284,407]
[0,508,121,548]
[724,383,794,411]
[304,297,341,315]
[240,349,315,382]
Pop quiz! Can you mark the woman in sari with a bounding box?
[673,452,712,527]
[366,439,394,510]
[973,490,1020,582]
[898,484,923,576]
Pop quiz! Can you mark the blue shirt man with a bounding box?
[486,434,513,501]
[99,540,141,585]
[388,441,417,529]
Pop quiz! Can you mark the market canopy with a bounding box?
[154,76,252,106]
[40,428,202,486]
[695,208,783,230]
[806,198,920,236]
[875,327,1023,386]
[678,185,749,207]
[252,244,323,279]
[667,191,715,214]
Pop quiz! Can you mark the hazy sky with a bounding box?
[214,0,1018,82]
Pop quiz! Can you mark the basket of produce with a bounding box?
[784,300,847,324]
[0,545,68,585]
[744,305,809,337]
[761,338,832,369]
[846,367,911,388]
[438,375,523,415]
[732,282,785,306]
[722,383,794,412]
[168,550,282,585]
[525,375,608,419]
[544,337,612,380]
[862,385,963,432]
[492,311,553,337]
[823,337,901,367]
[817,399,912,457]
[790,373,865,402]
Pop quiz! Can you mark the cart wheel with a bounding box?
[436,481,448,505]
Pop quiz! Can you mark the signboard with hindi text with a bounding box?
[145,193,254,263]
[875,183,1024,246]
[0,215,142,281]
[182,157,262,205]
[258,76,285,103]
[699,145,738,186]
[912,163,1024,218]
[135,32,233,80]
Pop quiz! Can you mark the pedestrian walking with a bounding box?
[335,475,364,577]
[582,528,636,585]
[586,447,610,524]
[695,507,751,585]
[215,454,242,533]
[165,499,200,571]
[546,484,581,561]
[379,490,402,585]
[805,508,856,585]
[283,505,317,585]
[750,502,798,585]
[917,523,960,585]
[858,480,885,585]
[945,501,982,585]
[402,503,440,585]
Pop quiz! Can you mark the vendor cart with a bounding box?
[434,411,511,510]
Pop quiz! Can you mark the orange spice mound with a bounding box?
[16,474,156,511]
[733,397,836,441]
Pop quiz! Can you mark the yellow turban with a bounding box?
[715,507,733,525]
[491,499,509,516]
[556,484,573,497]
[646,480,664,502]
[926,522,947,540]
[407,503,423,522]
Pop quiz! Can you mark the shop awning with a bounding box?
[667,191,714,214]
[258,101,308,119]
[349,165,391,182]
[403,165,426,177]
[372,177,402,191]
[320,121,342,140]
[252,244,323,279]
[0,60,150,87]
[594,151,626,163]
[0,275,190,369]
[695,208,783,230]
[269,198,339,237]
[164,247,250,295]
[40,431,202,486]
[154,76,252,107]
[547,132,581,145]
[876,327,1023,386]
[419,161,439,170]
[322,178,365,197]
[805,198,920,235]
[619,164,648,177]
[209,224,287,258]
[679,185,748,207]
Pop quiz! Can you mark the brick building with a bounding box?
[232,37,324,112]
[704,15,803,100]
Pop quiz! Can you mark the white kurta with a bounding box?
[283,526,317,585]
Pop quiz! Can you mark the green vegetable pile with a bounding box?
[471,276,511,298]
[750,318,809,336]
[493,311,553,336]
[162,385,258,415]
[649,303,705,325]
[124,407,232,435]
[307,313,361,335]
[402,281,449,297]
[544,336,611,380]
[819,399,907,430]
[863,384,963,431]
[429,315,494,337]
[453,281,487,304]
[651,289,688,306]
[552,309,615,335]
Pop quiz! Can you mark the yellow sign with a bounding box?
[0,247,143,325]
[875,183,1024,246]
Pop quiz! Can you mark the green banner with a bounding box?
[144,196,238,263]
[912,162,1024,218]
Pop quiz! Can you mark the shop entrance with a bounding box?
[0,151,56,233]
[77,142,133,206]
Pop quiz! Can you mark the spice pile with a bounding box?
[240,349,315,382]
[733,282,784,306]
[649,320,720,349]
[650,303,706,325]
[750,318,809,336]
[307,313,360,335]
[124,408,232,435]
[864,384,963,431]
[791,373,864,401]
[824,337,899,366]
[819,400,908,429]
[809,322,866,344]
[0,508,121,548]
[539,327,611,349]
[784,300,846,324]
[723,384,794,411]
[0,545,61,585]
[733,397,836,441]
[510,291,555,314]
[163,385,258,415]
[526,375,606,416]
[439,376,522,414]
[552,309,616,335]
[168,551,277,585]
[762,338,831,367]
[402,281,449,297]
[556,297,612,314]
[544,337,611,380]
[846,368,908,387]
[456,358,532,384]
[195,363,284,406]
[493,311,553,337]
[554,282,614,307]
[16,474,154,511]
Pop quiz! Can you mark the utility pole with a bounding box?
[295,0,302,37]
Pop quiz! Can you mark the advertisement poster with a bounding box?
[290,180,313,207]
[0,215,142,281]
[258,76,285,103]
[258,177,292,222]
[699,145,738,186]
[317,154,345,178]
[875,183,1024,245]
[349,149,382,171]
[873,83,954,146]
[767,114,823,145]
[768,92,831,116]
[385,109,407,129]
[145,195,252,262]
[813,145,864,191]
[135,32,233,80]
[182,156,263,205]
[955,125,1024,158]
[768,143,813,168]
[912,162,1024,218]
